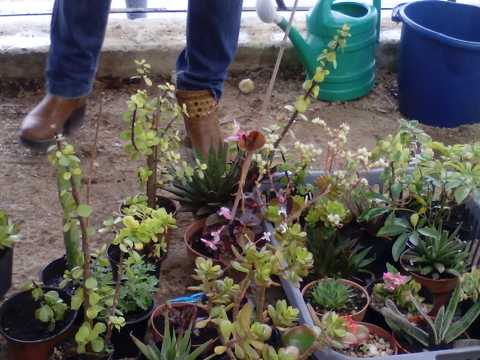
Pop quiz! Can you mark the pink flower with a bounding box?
[200,225,225,251]
[224,120,245,142]
[200,237,220,251]
[382,272,407,291]
[211,226,225,243]
[218,207,232,220]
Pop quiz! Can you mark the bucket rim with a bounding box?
[397,0,480,50]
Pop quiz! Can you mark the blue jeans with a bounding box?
[46,0,243,100]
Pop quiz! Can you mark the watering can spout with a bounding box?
[255,0,317,78]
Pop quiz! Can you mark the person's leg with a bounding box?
[176,0,243,159]
[20,0,112,149]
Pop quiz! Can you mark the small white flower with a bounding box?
[261,232,272,241]
[278,208,287,217]
[327,214,342,226]
[279,223,288,233]
[360,178,369,186]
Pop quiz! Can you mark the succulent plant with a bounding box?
[381,280,480,349]
[401,227,469,279]
[0,210,21,250]
[165,143,245,219]
[131,310,212,360]
[310,278,354,311]
[461,266,480,301]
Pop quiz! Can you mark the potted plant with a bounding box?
[399,227,470,313]
[102,204,176,280]
[131,310,213,360]
[0,209,22,297]
[366,263,434,329]
[309,309,398,357]
[150,301,218,355]
[301,277,369,321]
[166,142,245,220]
[0,282,78,360]
[361,120,480,263]
[42,136,157,359]
[381,279,480,353]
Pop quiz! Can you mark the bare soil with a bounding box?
[1,67,479,359]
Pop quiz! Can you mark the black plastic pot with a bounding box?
[0,246,14,298]
[106,243,166,280]
[40,256,78,296]
[110,299,157,359]
[0,287,78,360]
[364,278,435,331]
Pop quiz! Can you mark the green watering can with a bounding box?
[256,0,381,101]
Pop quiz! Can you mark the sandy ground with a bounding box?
[1,67,480,359]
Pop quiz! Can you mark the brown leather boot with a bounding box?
[176,89,223,160]
[20,93,89,150]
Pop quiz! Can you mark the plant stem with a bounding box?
[273,41,342,151]
[86,96,104,227]
[233,271,254,320]
[103,249,125,351]
[256,285,267,322]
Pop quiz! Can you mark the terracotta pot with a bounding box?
[301,279,369,321]
[183,218,223,267]
[0,287,78,360]
[150,302,218,354]
[400,250,457,315]
[120,195,178,253]
[357,322,398,355]
[392,315,470,354]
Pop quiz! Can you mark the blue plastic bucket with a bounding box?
[393,1,480,128]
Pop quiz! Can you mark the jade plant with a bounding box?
[23,281,69,332]
[381,279,480,350]
[47,136,140,357]
[120,60,193,210]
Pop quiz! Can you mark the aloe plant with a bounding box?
[381,280,480,348]
[130,311,212,360]
[166,143,245,218]
[401,227,469,279]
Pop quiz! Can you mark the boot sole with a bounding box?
[20,104,86,151]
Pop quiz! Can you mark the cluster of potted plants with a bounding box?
[3,20,480,360]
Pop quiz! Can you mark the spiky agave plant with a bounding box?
[165,143,246,219]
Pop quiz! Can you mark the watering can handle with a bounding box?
[392,2,407,23]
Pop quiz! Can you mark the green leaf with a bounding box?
[377,225,407,237]
[392,233,409,261]
[85,277,98,289]
[454,185,470,204]
[77,204,92,217]
[357,207,388,222]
